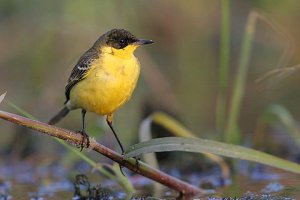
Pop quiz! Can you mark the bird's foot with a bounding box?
[77,130,90,151]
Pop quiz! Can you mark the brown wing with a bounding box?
[65,47,99,103]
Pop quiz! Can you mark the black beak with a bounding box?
[134,39,154,45]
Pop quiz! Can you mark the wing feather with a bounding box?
[65,47,99,103]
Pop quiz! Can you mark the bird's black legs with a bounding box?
[106,114,127,176]
[81,109,86,131]
[79,109,90,151]
[106,114,125,154]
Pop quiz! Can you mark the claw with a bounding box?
[78,130,90,151]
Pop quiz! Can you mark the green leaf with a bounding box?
[139,112,230,178]
[125,136,300,174]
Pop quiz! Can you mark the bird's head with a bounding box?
[94,29,153,58]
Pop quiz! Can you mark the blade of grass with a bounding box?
[141,112,231,178]
[6,102,134,193]
[264,104,300,148]
[226,10,293,143]
[0,92,7,104]
[255,64,300,84]
[138,115,163,195]
[125,136,300,175]
[216,0,230,140]
[139,115,160,171]
[7,102,36,119]
[254,10,294,85]
[225,11,257,144]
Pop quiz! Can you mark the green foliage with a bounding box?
[139,112,230,178]
[137,106,300,177]
[126,136,300,174]
[224,10,294,144]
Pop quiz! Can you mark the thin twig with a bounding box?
[0,110,206,195]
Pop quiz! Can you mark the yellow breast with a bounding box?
[69,46,140,115]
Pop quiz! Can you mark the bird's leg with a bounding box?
[106,114,127,176]
[106,114,124,154]
[79,109,90,151]
[106,114,140,174]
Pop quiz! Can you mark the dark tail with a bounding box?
[48,106,70,125]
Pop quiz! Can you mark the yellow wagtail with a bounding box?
[49,29,153,153]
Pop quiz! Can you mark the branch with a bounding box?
[0,110,206,195]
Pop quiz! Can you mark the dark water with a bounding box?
[0,160,299,199]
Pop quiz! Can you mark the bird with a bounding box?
[48,29,153,153]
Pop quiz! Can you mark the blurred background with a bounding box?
[1,0,300,197]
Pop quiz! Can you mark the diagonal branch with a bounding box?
[0,110,206,195]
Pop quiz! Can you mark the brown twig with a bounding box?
[0,110,206,195]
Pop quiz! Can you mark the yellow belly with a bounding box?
[69,53,140,115]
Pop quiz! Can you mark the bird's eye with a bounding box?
[119,39,125,45]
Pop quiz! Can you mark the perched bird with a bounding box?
[49,29,153,153]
